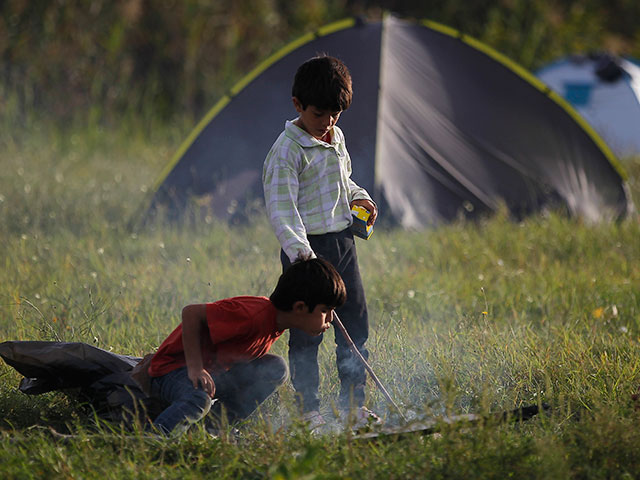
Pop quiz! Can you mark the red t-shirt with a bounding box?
[148,296,282,377]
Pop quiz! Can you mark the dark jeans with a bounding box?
[281,229,369,412]
[150,354,287,434]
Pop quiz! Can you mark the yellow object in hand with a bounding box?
[350,205,374,240]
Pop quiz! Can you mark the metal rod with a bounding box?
[333,312,407,422]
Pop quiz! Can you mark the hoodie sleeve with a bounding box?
[263,142,316,262]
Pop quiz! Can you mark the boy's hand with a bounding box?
[351,199,378,226]
[188,367,216,398]
[182,304,215,397]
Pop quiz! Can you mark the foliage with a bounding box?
[0,0,347,126]
[1,124,640,477]
[2,0,640,126]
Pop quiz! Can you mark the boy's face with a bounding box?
[292,302,334,336]
[292,97,341,140]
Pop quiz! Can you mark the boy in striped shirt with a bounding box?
[263,55,380,429]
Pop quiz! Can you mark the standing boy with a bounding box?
[263,55,379,429]
[146,257,346,435]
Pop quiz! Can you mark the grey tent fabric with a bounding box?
[145,16,631,228]
[0,341,165,424]
[147,18,382,222]
[376,18,631,226]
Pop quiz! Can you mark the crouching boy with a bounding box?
[146,257,346,435]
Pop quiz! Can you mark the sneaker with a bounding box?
[302,410,326,431]
[340,406,382,429]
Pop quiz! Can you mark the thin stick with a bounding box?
[333,312,407,422]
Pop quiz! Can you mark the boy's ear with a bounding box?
[292,97,304,113]
[292,300,308,313]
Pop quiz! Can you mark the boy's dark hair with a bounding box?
[270,257,347,312]
[292,55,352,112]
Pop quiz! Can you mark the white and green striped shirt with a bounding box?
[263,120,373,262]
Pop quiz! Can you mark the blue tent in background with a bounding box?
[537,53,640,158]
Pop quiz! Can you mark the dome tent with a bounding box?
[537,53,640,158]
[143,16,631,229]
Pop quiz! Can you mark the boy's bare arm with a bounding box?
[182,304,215,397]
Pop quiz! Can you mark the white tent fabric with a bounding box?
[537,55,640,157]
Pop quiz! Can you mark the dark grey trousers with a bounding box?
[209,354,288,423]
[151,354,287,433]
[281,228,369,412]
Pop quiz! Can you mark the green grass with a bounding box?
[1,123,640,479]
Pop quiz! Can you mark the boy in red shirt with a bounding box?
[147,257,346,435]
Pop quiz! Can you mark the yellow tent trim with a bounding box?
[421,19,628,181]
[229,18,355,97]
[229,33,314,96]
[317,17,355,36]
[150,96,231,194]
[149,18,357,196]
[144,16,628,219]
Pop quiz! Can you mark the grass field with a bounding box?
[1,124,640,479]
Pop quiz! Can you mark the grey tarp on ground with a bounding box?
[0,341,164,424]
[145,16,631,228]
